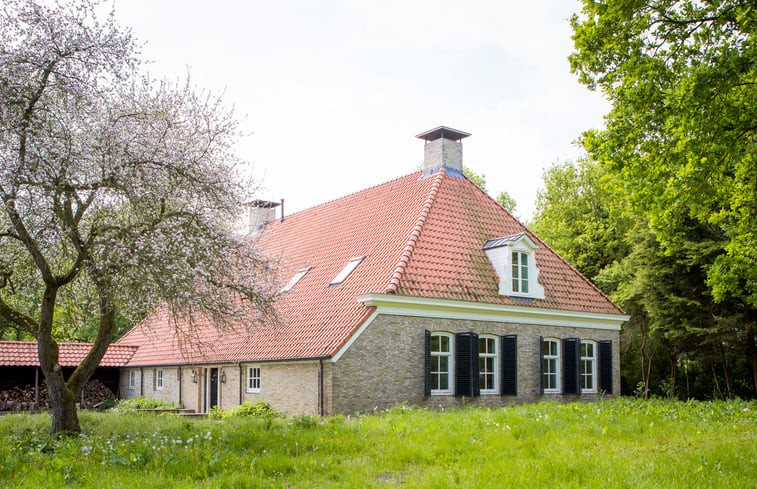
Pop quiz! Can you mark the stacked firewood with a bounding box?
[0,379,115,411]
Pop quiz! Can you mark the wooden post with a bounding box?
[34,368,39,409]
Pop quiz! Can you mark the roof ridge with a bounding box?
[385,169,446,293]
[261,171,424,230]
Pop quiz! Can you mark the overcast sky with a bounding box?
[115,0,609,221]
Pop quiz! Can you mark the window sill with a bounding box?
[246,389,261,394]
[430,392,453,396]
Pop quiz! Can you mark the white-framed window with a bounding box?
[155,369,164,391]
[542,339,559,393]
[478,335,498,394]
[430,332,453,394]
[580,341,597,393]
[280,267,310,293]
[128,370,136,390]
[330,256,365,285]
[247,367,261,393]
[511,251,529,294]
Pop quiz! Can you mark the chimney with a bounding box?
[247,199,281,234]
[416,126,471,177]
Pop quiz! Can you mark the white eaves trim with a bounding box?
[330,309,379,363]
[355,293,629,331]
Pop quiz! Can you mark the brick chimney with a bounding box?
[416,126,471,177]
[247,200,281,234]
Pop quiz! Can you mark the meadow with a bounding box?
[0,398,755,488]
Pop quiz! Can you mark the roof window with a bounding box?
[330,257,365,285]
[280,267,311,293]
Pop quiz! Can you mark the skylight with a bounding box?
[280,267,311,293]
[330,257,365,285]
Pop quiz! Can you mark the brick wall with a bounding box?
[330,314,620,414]
[120,361,325,416]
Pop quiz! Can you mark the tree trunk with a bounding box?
[719,344,734,399]
[46,367,80,433]
[746,313,757,397]
[667,349,677,399]
[711,360,723,400]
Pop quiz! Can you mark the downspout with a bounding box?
[178,366,182,406]
[318,359,324,416]
[139,367,144,396]
[238,363,243,405]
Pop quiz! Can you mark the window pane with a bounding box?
[440,336,450,352]
[512,251,519,266]
[512,278,519,292]
[521,266,528,280]
[431,335,439,352]
[522,279,528,293]
[439,356,448,371]
[521,253,528,266]
[439,374,449,390]
[432,356,440,371]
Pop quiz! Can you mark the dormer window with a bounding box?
[483,233,545,299]
[330,256,364,285]
[280,267,310,293]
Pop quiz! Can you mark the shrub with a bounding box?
[113,397,182,411]
[228,400,282,418]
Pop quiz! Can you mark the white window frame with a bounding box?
[280,267,310,293]
[478,335,499,394]
[128,370,136,390]
[542,338,560,393]
[580,341,597,393]
[511,251,530,294]
[247,366,261,393]
[430,332,453,395]
[155,369,164,391]
[330,257,365,285]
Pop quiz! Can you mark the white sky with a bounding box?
[115,0,609,220]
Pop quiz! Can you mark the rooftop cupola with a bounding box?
[416,126,471,178]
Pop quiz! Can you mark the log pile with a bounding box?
[0,379,115,411]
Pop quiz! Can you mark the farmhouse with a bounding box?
[115,127,628,415]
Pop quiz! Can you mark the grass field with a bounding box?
[1,398,755,488]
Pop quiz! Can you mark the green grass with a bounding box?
[0,398,755,488]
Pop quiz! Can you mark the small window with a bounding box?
[430,333,453,394]
[581,341,597,393]
[330,256,365,285]
[542,339,559,393]
[155,369,164,391]
[512,251,529,294]
[128,370,136,390]
[247,367,261,393]
[478,336,498,394]
[280,267,310,293]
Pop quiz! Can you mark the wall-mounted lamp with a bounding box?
[191,370,197,383]
[220,372,226,383]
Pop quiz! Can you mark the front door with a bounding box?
[208,368,219,410]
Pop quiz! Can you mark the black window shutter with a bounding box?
[562,338,580,395]
[424,330,431,397]
[500,335,517,396]
[598,340,613,394]
[539,336,544,395]
[455,332,479,397]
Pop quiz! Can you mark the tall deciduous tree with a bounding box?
[571,0,757,395]
[0,0,277,433]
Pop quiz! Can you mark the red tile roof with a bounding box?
[0,341,137,367]
[118,169,622,366]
